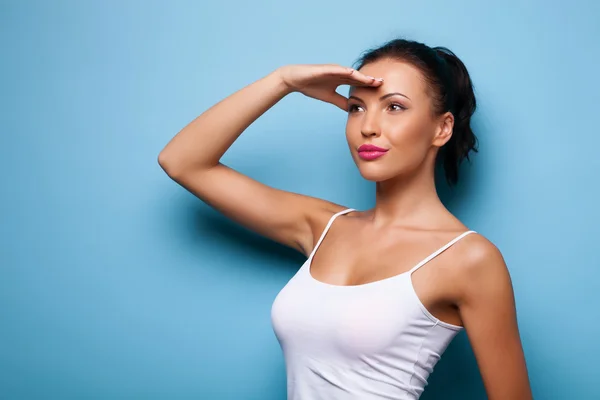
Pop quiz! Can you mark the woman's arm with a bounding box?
[457,236,533,399]
[158,66,381,255]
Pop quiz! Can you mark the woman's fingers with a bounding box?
[348,68,383,85]
[323,65,383,86]
[339,76,384,87]
[299,65,384,109]
[322,64,355,76]
[337,69,383,87]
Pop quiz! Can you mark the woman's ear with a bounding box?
[432,112,454,148]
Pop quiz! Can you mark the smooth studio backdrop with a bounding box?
[2,1,599,399]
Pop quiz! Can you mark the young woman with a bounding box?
[158,39,533,399]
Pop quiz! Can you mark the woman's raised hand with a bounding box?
[277,64,384,111]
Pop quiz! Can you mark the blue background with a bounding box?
[2,1,599,398]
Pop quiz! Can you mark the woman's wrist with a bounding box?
[269,67,295,96]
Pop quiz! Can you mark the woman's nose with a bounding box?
[361,129,379,137]
[361,122,380,137]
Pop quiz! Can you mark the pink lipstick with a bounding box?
[357,144,389,161]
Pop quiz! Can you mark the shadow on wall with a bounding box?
[421,332,487,399]
[191,205,306,268]
[435,152,479,214]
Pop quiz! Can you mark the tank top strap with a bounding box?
[408,230,477,275]
[308,208,355,260]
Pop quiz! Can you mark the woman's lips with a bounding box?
[358,144,388,161]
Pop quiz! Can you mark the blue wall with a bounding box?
[2,1,599,398]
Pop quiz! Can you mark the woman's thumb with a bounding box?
[325,92,349,111]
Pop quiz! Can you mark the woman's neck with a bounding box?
[369,164,452,230]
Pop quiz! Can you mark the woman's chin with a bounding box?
[357,166,395,182]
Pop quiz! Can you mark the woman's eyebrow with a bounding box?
[349,92,411,102]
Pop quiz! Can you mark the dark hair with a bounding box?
[353,38,478,186]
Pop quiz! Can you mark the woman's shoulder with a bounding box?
[300,201,354,256]
[457,231,503,268]
[448,231,512,299]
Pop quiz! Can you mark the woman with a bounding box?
[158,38,533,399]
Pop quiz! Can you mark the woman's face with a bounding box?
[345,58,453,182]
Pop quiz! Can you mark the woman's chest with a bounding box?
[271,273,424,354]
[306,233,464,327]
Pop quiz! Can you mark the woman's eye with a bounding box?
[348,104,363,113]
[389,103,405,111]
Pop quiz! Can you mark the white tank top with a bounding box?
[271,208,477,399]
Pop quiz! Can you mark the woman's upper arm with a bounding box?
[161,161,346,255]
[457,237,533,400]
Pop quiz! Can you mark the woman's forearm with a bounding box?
[158,69,292,175]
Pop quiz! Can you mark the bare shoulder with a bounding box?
[451,232,532,398]
[459,232,505,269]
[300,201,353,256]
[451,232,513,304]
